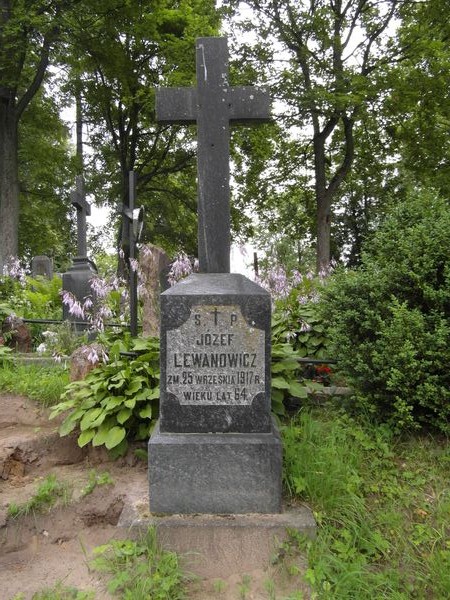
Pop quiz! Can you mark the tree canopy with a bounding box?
[3,0,450,272]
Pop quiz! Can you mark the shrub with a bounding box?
[321,189,450,432]
[50,335,160,456]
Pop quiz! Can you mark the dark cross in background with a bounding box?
[70,175,91,258]
[156,37,271,273]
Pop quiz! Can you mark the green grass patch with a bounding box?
[0,363,69,406]
[90,528,188,599]
[282,409,450,598]
[12,584,94,599]
[7,474,71,519]
[80,470,114,497]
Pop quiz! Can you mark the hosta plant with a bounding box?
[50,336,159,456]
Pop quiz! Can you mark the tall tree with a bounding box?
[18,90,76,268]
[0,0,75,270]
[64,0,220,261]
[229,0,403,270]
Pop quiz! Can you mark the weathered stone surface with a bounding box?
[119,505,316,579]
[156,37,270,273]
[139,244,171,337]
[31,255,53,279]
[69,343,103,381]
[148,419,282,514]
[159,273,271,433]
[70,175,90,258]
[2,316,32,353]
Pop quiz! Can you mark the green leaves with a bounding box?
[53,335,160,456]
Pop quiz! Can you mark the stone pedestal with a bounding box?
[148,273,282,514]
[62,257,97,323]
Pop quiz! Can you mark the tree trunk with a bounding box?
[0,96,19,271]
[316,194,331,273]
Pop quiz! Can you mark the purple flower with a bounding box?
[168,252,195,286]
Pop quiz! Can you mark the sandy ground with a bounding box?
[0,393,309,600]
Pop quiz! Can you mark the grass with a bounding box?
[7,474,71,519]
[0,362,69,406]
[282,408,450,599]
[90,527,188,599]
[80,470,114,497]
[11,584,94,599]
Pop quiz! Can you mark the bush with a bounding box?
[321,189,450,432]
[50,335,160,456]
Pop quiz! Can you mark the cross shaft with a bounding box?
[156,37,270,273]
[70,175,91,258]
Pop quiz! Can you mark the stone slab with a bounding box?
[160,273,271,433]
[118,502,316,579]
[148,419,282,514]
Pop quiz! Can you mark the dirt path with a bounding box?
[0,393,309,600]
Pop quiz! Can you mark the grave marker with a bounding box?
[156,37,270,273]
[31,255,53,280]
[149,37,281,514]
[62,175,97,323]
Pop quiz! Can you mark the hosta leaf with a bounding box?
[117,408,132,424]
[105,426,126,449]
[289,381,308,398]
[80,408,104,431]
[271,376,290,389]
[272,360,299,373]
[139,404,152,419]
[59,416,78,436]
[78,429,95,448]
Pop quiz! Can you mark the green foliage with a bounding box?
[0,345,13,367]
[283,409,450,598]
[271,272,331,360]
[271,342,323,419]
[50,336,160,456]
[18,91,76,268]
[30,583,94,600]
[0,275,62,329]
[7,475,71,519]
[0,363,69,407]
[91,528,187,599]
[322,189,450,432]
[80,470,114,498]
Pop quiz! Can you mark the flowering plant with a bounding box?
[50,335,160,456]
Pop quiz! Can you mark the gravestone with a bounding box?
[62,175,97,322]
[148,37,281,514]
[31,255,53,279]
[139,244,171,337]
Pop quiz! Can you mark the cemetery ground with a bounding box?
[1,364,449,599]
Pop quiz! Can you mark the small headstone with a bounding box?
[139,244,171,337]
[2,316,32,353]
[31,255,53,280]
[70,343,103,381]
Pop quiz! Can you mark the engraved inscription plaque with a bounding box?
[166,305,265,405]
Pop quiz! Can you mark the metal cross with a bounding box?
[70,175,91,258]
[156,37,271,273]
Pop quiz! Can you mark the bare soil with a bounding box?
[0,393,309,600]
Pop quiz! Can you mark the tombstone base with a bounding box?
[148,418,282,514]
[62,257,97,324]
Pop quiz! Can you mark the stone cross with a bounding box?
[156,37,271,273]
[70,175,91,258]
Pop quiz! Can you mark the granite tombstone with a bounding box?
[31,255,53,279]
[148,37,281,514]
